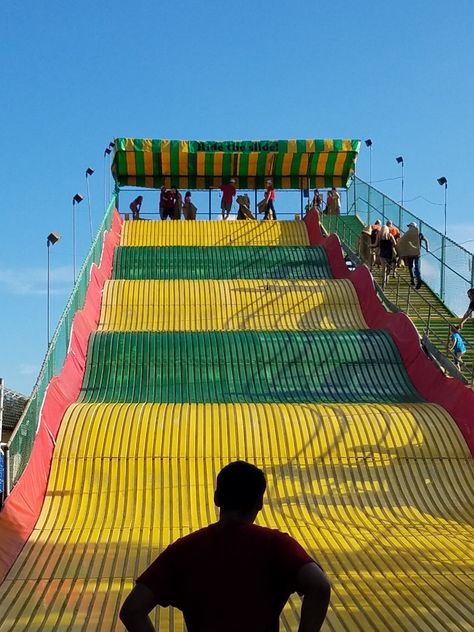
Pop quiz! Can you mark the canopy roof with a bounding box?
[112,138,360,190]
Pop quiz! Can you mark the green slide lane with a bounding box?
[112,246,333,280]
[80,330,422,404]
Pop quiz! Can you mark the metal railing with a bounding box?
[320,214,474,386]
[347,176,474,316]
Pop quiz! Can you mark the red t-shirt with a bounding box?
[137,521,314,632]
[220,184,236,204]
[266,186,276,201]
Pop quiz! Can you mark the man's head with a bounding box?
[468,288,474,299]
[374,220,381,226]
[451,324,460,333]
[386,219,393,226]
[214,461,266,518]
[407,222,417,229]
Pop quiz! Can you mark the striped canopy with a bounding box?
[112,138,360,190]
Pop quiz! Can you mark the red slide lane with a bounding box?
[0,210,123,583]
[304,209,474,455]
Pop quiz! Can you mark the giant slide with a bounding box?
[0,212,473,631]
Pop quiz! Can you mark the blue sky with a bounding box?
[1,0,474,394]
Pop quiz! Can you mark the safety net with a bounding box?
[111,138,360,189]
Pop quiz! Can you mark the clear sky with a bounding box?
[1,0,474,394]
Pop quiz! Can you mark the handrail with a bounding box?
[351,194,470,286]
[320,214,474,386]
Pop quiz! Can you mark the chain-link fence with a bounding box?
[347,177,474,316]
[6,195,117,492]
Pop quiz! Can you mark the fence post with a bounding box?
[398,203,402,233]
[471,255,474,289]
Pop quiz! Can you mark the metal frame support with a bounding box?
[208,189,212,220]
[440,235,446,301]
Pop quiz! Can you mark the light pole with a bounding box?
[396,156,404,207]
[85,167,95,242]
[47,232,61,346]
[437,177,448,236]
[365,139,373,184]
[103,141,115,209]
[72,193,84,283]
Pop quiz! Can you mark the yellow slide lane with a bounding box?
[121,219,310,246]
[0,402,473,631]
[99,279,367,331]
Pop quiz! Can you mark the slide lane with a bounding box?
[79,331,422,405]
[121,218,310,247]
[99,279,367,331]
[0,402,472,631]
[113,245,332,280]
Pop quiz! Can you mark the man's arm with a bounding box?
[120,583,159,632]
[296,562,331,632]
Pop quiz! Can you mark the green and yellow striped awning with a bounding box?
[112,138,360,190]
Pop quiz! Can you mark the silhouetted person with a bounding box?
[120,461,330,632]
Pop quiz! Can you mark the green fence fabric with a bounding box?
[7,196,117,489]
[113,246,332,281]
[80,330,421,404]
[112,138,360,190]
[320,215,365,253]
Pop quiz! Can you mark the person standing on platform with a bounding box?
[183,191,197,220]
[171,187,182,220]
[326,187,340,215]
[129,195,143,220]
[160,187,176,220]
[311,189,323,212]
[120,461,331,632]
[263,179,277,220]
[220,178,237,219]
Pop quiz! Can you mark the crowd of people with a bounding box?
[357,219,429,290]
[128,179,283,222]
[309,187,341,215]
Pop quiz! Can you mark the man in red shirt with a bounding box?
[120,461,330,632]
[219,179,237,219]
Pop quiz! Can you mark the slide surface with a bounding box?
[0,220,473,631]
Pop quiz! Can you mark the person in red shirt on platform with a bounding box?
[264,179,277,220]
[219,178,237,219]
[120,461,330,632]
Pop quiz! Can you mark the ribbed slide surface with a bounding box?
[99,279,367,331]
[1,219,473,632]
[80,331,421,404]
[121,219,309,246]
[113,246,331,280]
